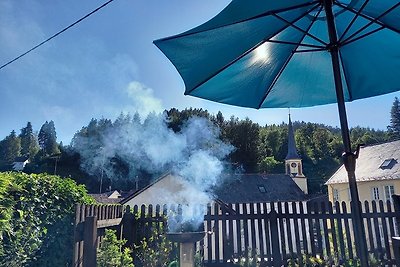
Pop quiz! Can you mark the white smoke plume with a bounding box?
[125,81,163,117]
[72,112,234,230]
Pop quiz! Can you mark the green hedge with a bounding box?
[0,172,94,266]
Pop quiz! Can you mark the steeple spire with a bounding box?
[285,113,307,194]
[286,114,300,160]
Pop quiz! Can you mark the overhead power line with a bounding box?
[0,0,116,71]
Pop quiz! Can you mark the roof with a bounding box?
[214,174,306,203]
[326,140,400,185]
[121,172,306,205]
[13,156,29,162]
[120,172,171,204]
[90,190,122,204]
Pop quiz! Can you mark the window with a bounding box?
[258,185,266,193]
[372,187,380,201]
[380,158,396,169]
[384,185,395,202]
[333,189,339,202]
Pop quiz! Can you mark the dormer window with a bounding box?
[380,158,396,169]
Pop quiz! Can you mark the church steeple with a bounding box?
[286,114,300,160]
[285,113,308,194]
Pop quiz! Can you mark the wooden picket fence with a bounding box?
[73,200,399,267]
[73,204,177,267]
[203,200,398,266]
[73,204,124,267]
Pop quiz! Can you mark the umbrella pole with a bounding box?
[323,0,369,265]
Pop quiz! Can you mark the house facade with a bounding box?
[325,140,400,207]
[120,173,188,206]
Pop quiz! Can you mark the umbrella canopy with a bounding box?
[154,0,400,109]
[154,1,400,265]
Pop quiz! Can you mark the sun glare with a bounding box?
[251,42,271,64]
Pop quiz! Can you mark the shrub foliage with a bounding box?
[0,172,94,266]
[97,229,134,267]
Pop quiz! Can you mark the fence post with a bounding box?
[269,203,281,266]
[122,205,136,248]
[392,195,400,266]
[393,195,400,234]
[83,216,97,267]
[73,204,81,267]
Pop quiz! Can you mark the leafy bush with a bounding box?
[234,248,260,267]
[286,252,382,267]
[0,172,94,266]
[134,227,174,267]
[97,229,133,267]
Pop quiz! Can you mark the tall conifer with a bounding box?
[38,121,60,156]
[19,122,39,159]
[0,130,21,163]
[388,97,400,140]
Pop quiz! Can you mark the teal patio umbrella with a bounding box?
[154,0,400,265]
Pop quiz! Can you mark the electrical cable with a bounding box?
[0,0,116,71]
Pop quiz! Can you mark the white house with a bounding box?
[325,140,400,207]
[12,156,30,171]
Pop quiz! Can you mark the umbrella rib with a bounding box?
[185,4,322,96]
[155,1,320,43]
[265,40,325,49]
[336,2,400,42]
[256,6,324,109]
[341,2,400,43]
[337,0,370,43]
[294,48,327,53]
[338,50,353,101]
[342,26,384,46]
[272,13,328,46]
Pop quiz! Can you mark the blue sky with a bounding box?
[0,0,398,143]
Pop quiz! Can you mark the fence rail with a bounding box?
[73,200,399,267]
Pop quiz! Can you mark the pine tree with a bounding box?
[114,112,132,127]
[38,121,48,151]
[19,122,39,159]
[38,121,60,156]
[388,97,400,140]
[0,130,21,163]
[132,112,141,124]
[214,111,225,128]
